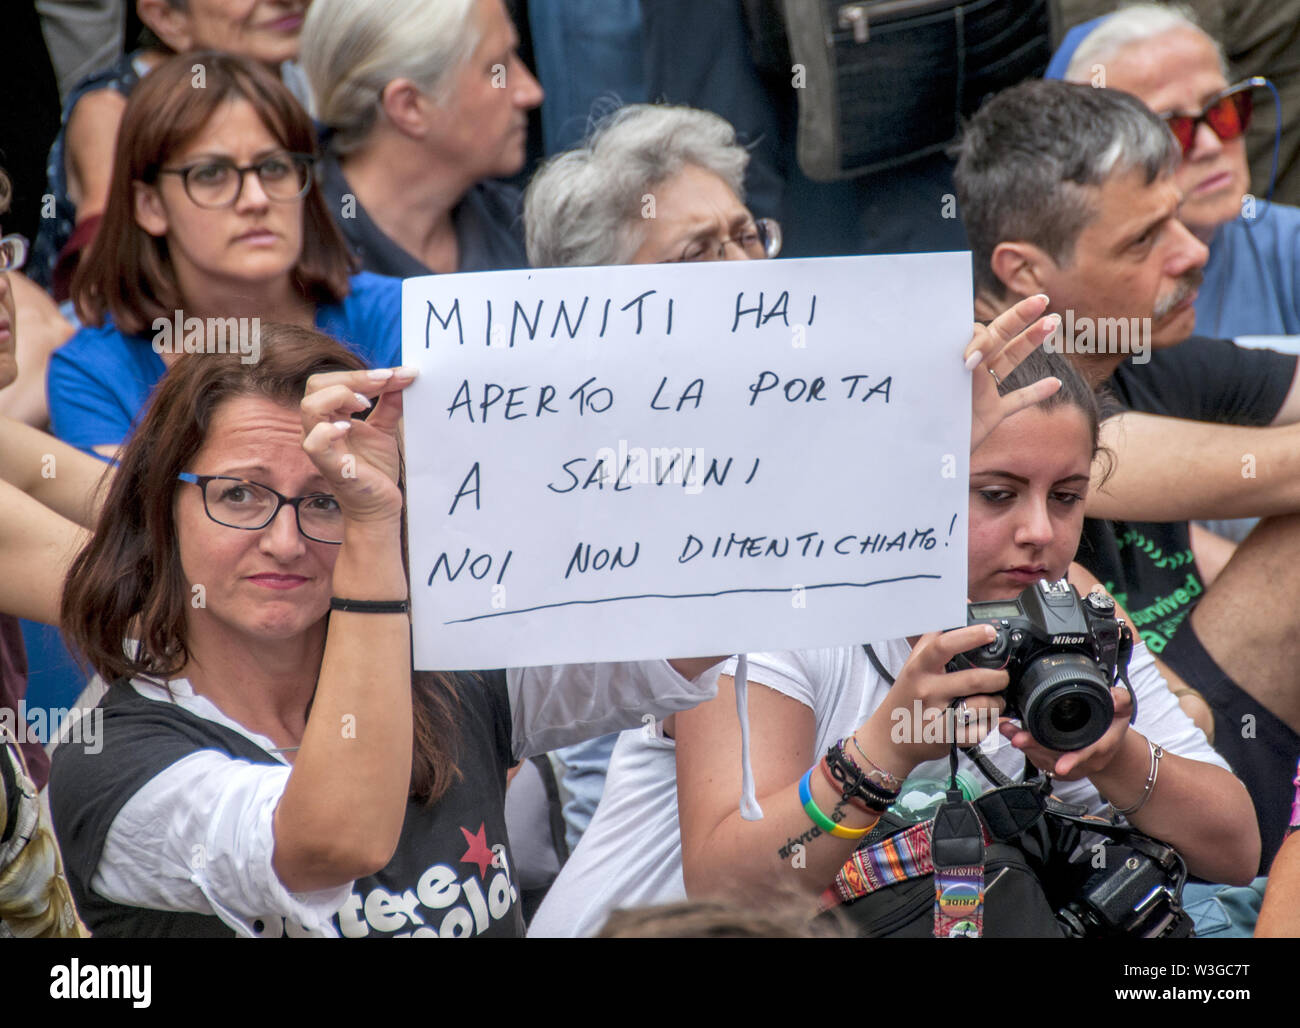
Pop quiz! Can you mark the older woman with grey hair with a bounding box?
[300,0,542,276]
[524,103,782,269]
[521,101,782,862]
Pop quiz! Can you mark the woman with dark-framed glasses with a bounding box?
[45,322,724,937]
[48,51,401,459]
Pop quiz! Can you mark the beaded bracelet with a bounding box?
[1112,739,1164,817]
[798,768,874,839]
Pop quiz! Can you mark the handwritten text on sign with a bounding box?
[401,254,973,670]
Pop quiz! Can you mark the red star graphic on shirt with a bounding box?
[459,822,495,879]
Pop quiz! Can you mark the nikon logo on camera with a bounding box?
[1052,635,1087,645]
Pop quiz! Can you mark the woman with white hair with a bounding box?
[524,102,781,269]
[300,0,543,276]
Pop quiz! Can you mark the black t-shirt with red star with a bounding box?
[49,671,523,938]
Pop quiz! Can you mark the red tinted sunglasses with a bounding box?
[1162,78,1262,157]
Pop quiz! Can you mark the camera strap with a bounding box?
[930,741,987,938]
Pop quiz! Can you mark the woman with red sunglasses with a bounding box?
[1050,5,1300,346]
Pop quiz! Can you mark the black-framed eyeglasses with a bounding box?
[0,233,28,272]
[662,217,783,263]
[1161,77,1265,158]
[178,473,342,544]
[155,152,316,209]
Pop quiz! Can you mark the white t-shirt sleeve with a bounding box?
[721,651,825,710]
[506,660,723,759]
[91,750,351,937]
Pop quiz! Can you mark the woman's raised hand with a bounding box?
[299,366,417,525]
[856,625,1008,778]
[965,294,1062,452]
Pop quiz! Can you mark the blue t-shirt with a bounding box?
[47,272,401,450]
[1194,205,1300,346]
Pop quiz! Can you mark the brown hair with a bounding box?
[997,343,1115,484]
[60,323,461,803]
[71,51,356,335]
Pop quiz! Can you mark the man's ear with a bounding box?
[378,78,432,139]
[137,0,197,52]
[989,240,1055,301]
[133,181,169,238]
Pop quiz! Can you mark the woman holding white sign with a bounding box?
[43,323,724,938]
[529,300,1257,936]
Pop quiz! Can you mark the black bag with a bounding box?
[824,777,1194,938]
[761,0,1057,180]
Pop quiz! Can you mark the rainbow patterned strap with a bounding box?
[820,817,995,909]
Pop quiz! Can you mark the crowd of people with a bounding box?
[3,0,1300,940]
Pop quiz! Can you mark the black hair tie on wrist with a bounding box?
[329,597,410,614]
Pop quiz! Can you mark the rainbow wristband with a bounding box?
[799,768,873,840]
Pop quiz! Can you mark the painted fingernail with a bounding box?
[964,352,983,371]
[367,368,394,381]
[353,391,372,408]
[393,365,419,379]
[1033,293,1050,305]
[332,420,352,432]
[1042,313,1061,332]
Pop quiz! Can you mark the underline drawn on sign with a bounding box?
[443,573,942,624]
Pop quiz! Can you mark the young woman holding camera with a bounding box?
[530,298,1258,936]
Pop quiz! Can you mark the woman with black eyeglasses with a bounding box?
[43,322,723,937]
[48,51,401,459]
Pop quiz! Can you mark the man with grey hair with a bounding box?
[1057,0,1300,205]
[1051,3,1300,346]
[956,78,1300,872]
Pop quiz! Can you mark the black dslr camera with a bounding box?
[947,579,1134,751]
[1058,838,1193,938]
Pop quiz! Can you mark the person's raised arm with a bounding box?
[0,416,113,528]
[0,480,87,624]
[271,366,417,892]
[675,629,1009,900]
[64,89,128,225]
[1087,413,1300,521]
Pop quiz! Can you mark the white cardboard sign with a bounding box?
[401,253,973,670]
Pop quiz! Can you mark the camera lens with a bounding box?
[1009,654,1114,751]
[1051,696,1090,734]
